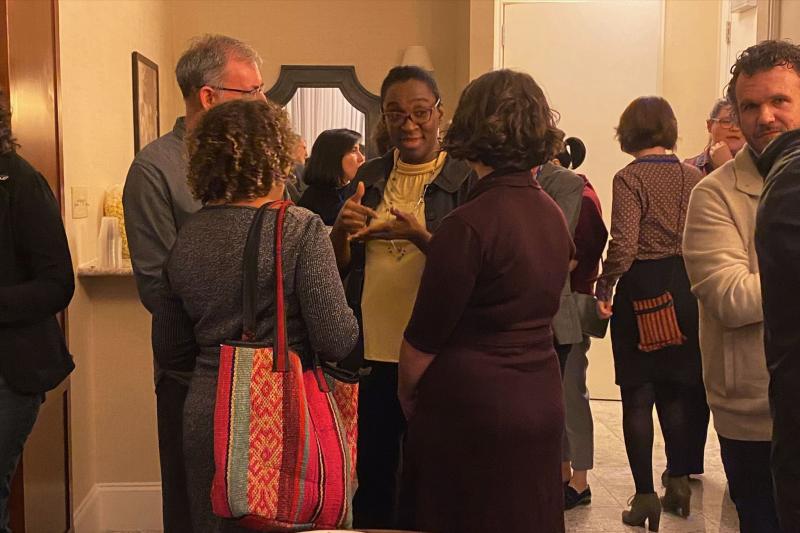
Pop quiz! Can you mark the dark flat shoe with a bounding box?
[564,484,592,510]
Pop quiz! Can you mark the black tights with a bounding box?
[621,382,691,494]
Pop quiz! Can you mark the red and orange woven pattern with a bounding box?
[211,344,358,531]
[631,291,687,353]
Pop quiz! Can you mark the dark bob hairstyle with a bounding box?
[187,99,294,204]
[304,128,362,188]
[555,137,586,169]
[615,96,678,154]
[443,69,562,170]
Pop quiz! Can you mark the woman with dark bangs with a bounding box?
[398,69,573,533]
[297,128,365,226]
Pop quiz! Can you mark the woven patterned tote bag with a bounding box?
[211,201,359,531]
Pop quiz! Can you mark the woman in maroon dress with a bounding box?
[398,69,573,533]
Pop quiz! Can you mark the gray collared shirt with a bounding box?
[124,117,200,312]
[123,117,201,384]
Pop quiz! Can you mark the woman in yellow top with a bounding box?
[329,66,475,529]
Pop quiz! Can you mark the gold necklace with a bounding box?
[386,182,430,261]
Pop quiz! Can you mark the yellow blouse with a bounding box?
[361,150,447,363]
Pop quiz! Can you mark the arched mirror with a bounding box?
[266,65,382,158]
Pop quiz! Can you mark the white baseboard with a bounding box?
[73,482,163,533]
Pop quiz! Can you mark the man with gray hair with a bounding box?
[123,34,265,532]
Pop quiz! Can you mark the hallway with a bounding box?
[566,401,739,532]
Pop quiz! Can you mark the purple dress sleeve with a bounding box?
[404,214,482,354]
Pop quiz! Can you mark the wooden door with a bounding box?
[1,1,71,531]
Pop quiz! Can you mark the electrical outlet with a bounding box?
[72,186,88,219]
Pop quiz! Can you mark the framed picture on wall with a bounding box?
[131,51,159,153]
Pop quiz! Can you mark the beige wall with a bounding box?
[662,0,723,158]
[167,0,470,122]
[779,0,800,42]
[469,0,495,81]
[59,0,177,508]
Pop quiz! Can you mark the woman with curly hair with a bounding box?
[153,99,358,532]
[397,69,573,533]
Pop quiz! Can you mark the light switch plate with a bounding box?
[72,186,88,219]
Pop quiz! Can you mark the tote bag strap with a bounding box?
[240,202,271,341]
[240,200,293,372]
[240,199,360,385]
[271,200,292,372]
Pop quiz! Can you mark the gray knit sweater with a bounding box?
[158,204,358,531]
[156,204,358,370]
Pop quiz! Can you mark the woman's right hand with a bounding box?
[331,181,379,239]
[709,141,734,168]
[596,299,613,319]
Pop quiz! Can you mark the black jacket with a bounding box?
[341,150,475,368]
[755,128,800,531]
[297,184,348,226]
[0,152,74,393]
[756,130,800,380]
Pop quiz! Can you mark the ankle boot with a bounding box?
[621,492,661,532]
[661,475,691,518]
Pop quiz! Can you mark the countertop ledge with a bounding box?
[77,258,133,277]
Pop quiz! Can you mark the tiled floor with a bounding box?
[566,400,739,532]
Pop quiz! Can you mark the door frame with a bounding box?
[718,0,782,94]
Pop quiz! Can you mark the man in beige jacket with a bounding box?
[683,100,779,531]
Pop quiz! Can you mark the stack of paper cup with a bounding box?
[98,216,122,268]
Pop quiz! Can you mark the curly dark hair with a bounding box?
[726,40,800,110]
[0,88,19,155]
[443,69,561,170]
[615,96,678,153]
[187,99,294,203]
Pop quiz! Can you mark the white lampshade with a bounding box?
[401,45,435,72]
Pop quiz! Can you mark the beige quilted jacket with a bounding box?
[682,148,771,441]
